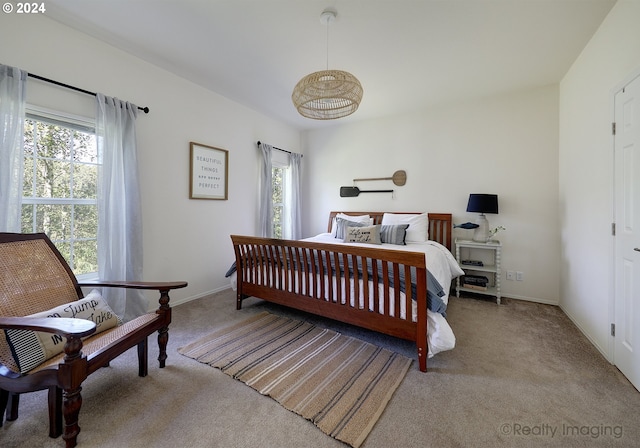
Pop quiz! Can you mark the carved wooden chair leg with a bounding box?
[156,288,171,369]
[157,326,168,368]
[0,389,7,426]
[6,391,18,421]
[48,386,62,438]
[62,386,83,448]
[137,339,148,377]
[0,390,19,427]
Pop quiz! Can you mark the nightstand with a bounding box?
[455,238,502,304]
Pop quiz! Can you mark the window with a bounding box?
[21,108,99,275]
[271,148,293,239]
[272,165,285,238]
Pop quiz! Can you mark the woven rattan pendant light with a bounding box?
[292,9,363,120]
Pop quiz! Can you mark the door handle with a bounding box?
[635,248,640,252]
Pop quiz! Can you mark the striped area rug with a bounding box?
[178,311,412,447]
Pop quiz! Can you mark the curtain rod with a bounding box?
[28,73,150,114]
[257,141,302,157]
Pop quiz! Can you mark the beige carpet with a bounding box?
[3,290,640,447]
[179,311,411,448]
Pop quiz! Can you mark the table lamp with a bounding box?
[466,194,499,242]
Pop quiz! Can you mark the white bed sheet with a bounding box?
[230,233,464,358]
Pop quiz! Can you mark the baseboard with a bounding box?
[149,284,232,310]
[501,293,559,306]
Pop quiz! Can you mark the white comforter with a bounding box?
[230,233,464,357]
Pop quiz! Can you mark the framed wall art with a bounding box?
[189,142,228,200]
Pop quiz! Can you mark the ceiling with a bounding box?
[45,0,616,131]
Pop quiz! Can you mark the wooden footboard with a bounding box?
[230,235,429,371]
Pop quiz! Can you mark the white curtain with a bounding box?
[288,152,302,239]
[0,64,27,232]
[96,94,146,321]
[259,143,273,237]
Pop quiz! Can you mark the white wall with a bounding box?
[0,14,302,308]
[559,0,640,360]
[303,85,560,304]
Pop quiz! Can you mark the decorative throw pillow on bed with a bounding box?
[344,225,382,244]
[4,289,121,373]
[380,224,410,245]
[335,217,368,240]
[331,214,371,237]
[381,213,429,242]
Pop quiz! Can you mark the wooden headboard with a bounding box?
[327,211,453,251]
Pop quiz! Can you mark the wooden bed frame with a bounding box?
[231,211,453,372]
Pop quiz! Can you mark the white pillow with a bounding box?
[381,213,429,242]
[330,213,371,236]
[4,289,121,373]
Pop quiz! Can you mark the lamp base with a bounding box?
[472,214,490,242]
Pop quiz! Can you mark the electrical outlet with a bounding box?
[506,271,515,281]
[516,271,524,281]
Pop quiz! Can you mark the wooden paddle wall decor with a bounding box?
[340,170,406,197]
[354,170,407,186]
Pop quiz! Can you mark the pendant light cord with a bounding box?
[325,17,330,70]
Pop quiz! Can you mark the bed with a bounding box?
[229,211,464,372]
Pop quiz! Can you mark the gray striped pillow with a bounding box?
[335,217,367,240]
[380,224,410,245]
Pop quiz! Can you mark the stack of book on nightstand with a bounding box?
[462,274,489,291]
[461,259,484,267]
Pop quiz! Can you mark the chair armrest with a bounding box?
[78,281,188,291]
[0,317,96,338]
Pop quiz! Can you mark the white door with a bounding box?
[614,73,640,391]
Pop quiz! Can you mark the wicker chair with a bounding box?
[0,232,187,447]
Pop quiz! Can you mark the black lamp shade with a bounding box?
[466,194,498,214]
